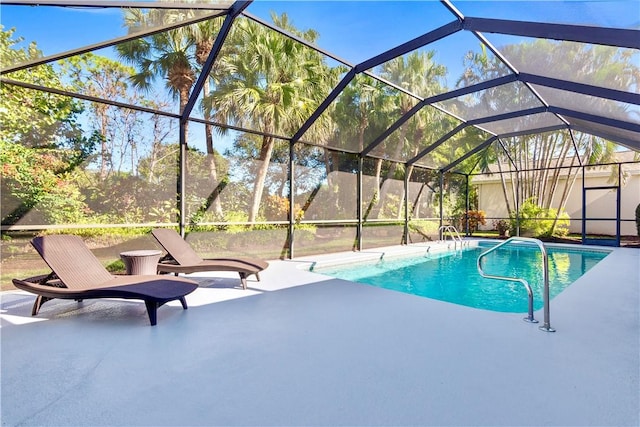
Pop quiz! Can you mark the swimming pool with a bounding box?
[313,242,610,313]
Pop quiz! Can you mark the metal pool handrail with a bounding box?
[438,225,464,249]
[477,237,555,332]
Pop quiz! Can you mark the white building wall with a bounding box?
[475,162,640,236]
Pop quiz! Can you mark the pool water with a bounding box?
[314,243,610,313]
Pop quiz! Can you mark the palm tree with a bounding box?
[189,17,226,217]
[117,9,196,116]
[116,9,198,227]
[327,73,396,221]
[119,7,232,220]
[207,14,337,223]
[376,50,447,217]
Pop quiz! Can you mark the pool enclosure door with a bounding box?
[582,185,621,247]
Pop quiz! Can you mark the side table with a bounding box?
[120,250,162,275]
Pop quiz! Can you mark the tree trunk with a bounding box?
[378,126,406,216]
[178,88,190,225]
[411,183,425,219]
[496,156,513,216]
[99,108,109,181]
[195,38,223,217]
[398,164,413,220]
[204,76,224,217]
[330,151,341,210]
[550,157,580,234]
[323,148,333,188]
[540,135,559,208]
[363,158,383,221]
[147,113,169,184]
[545,135,570,210]
[248,135,275,223]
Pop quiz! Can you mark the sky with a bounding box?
[2,1,637,64]
[1,0,637,155]
[4,0,636,98]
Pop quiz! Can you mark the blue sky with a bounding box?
[5,0,635,95]
[1,0,636,155]
[2,1,636,65]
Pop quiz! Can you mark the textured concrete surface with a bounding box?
[1,242,638,426]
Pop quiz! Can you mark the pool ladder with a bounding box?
[477,237,555,332]
[438,225,466,250]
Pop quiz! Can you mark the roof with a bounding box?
[1,0,638,174]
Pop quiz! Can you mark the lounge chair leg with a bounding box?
[239,273,248,290]
[32,295,50,316]
[144,300,159,326]
[179,297,188,310]
[255,273,261,282]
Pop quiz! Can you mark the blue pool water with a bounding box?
[314,243,610,313]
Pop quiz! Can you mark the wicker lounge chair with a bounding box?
[151,228,268,290]
[12,235,198,326]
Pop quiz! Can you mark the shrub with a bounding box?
[106,259,125,273]
[511,199,570,237]
[456,210,486,233]
[263,195,304,222]
[492,219,510,236]
[1,141,91,225]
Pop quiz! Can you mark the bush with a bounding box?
[511,199,570,238]
[106,259,125,273]
[492,219,510,236]
[635,203,640,237]
[263,195,304,222]
[456,210,486,233]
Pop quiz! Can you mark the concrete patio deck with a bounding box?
[1,243,638,426]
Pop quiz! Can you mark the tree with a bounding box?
[379,51,446,163]
[463,40,637,233]
[116,9,202,228]
[330,74,396,220]
[118,10,196,113]
[59,51,189,223]
[0,26,83,148]
[190,17,226,217]
[61,53,139,180]
[1,140,93,225]
[376,50,447,218]
[138,101,178,185]
[207,14,339,222]
[1,27,96,225]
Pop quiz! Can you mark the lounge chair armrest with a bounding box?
[12,277,79,296]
